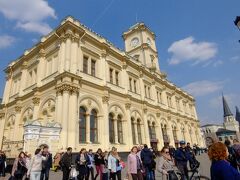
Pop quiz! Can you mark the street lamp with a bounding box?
[234,16,240,30]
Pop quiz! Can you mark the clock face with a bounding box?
[131,37,139,47]
[147,38,151,45]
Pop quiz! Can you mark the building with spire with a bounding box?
[0,16,204,157]
[202,95,240,146]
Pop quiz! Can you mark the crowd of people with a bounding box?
[0,139,239,180]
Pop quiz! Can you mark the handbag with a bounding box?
[167,170,178,180]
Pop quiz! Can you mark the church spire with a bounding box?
[236,106,240,124]
[222,95,233,117]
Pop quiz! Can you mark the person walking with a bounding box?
[157,147,176,180]
[174,141,190,180]
[40,145,52,180]
[94,148,103,180]
[61,147,73,180]
[208,142,240,180]
[87,149,95,180]
[53,152,62,172]
[127,146,143,180]
[140,144,154,180]
[102,151,109,180]
[27,148,47,180]
[225,139,238,169]
[76,148,89,180]
[0,150,6,177]
[11,152,28,180]
[108,147,122,180]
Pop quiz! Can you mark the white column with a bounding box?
[156,116,164,148]
[122,63,128,93]
[167,125,175,146]
[56,92,63,124]
[114,119,118,143]
[143,110,150,147]
[2,74,11,104]
[13,107,22,140]
[134,122,139,145]
[59,36,66,73]
[32,97,40,120]
[125,104,133,149]
[68,91,78,148]
[62,89,70,149]
[37,50,46,86]
[102,96,109,150]
[86,114,90,143]
[139,76,145,100]
[19,64,28,96]
[71,36,79,73]
[140,123,145,144]
[65,37,71,71]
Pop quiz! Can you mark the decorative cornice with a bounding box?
[21,61,28,70]
[38,49,46,58]
[32,97,40,105]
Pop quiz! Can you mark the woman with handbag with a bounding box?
[127,146,143,180]
[11,152,28,180]
[108,147,122,180]
[27,148,46,180]
[157,147,178,180]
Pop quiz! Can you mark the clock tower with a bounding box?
[123,23,160,72]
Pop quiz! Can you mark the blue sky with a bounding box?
[0,0,240,125]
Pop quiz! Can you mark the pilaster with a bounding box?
[125,103,133,148]
[32,97,40,120]
[14,105,22,140]
[143,108,150,147]
[37,48,46,87]
[102,95,110,150]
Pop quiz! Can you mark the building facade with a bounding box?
[0,16,204,157]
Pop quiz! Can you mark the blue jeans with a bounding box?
[40,168,50,180]
[145,166,154,180]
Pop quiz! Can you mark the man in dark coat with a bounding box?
[0,150,6,177]
[40,145,53,180]
[61,147,73,180]
[175,141,191,180]
[141,144,154,180]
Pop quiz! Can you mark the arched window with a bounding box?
[172,126,177,141]
[79,107,86,143]
[131,117,136,144]
[109,113,114,143]
[151,122,156,139]
[117,115,123,144]
[162,124,168,141]
[137,119,142,144]
[90,109,98,143]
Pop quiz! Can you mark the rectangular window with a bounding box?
[83,56,88,74]
[115,71,119,86]
[144,85,147,97]
[91,59,96,76]
[129,78,132,91]
[109,68,113,83]
[148,87,151,98]
[133,80,137,93]
[157,91,159,102]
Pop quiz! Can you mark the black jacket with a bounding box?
[141,148,153,166]
[94,153,104,166]
[42,153,53,169]
[61,152,72,168]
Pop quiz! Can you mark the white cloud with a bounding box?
[182,80,224,96]
[16,22,52,35]
[0,0,56,35]
[0,35,15,49]
[168,36,218,65]
[230,56,240,63]
[213,60,223,67]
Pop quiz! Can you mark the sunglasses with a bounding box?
[165,151,170,154]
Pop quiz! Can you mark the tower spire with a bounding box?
[235,106,240,124]
[222,95,233,117]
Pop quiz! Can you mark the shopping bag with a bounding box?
[70,167,78,178]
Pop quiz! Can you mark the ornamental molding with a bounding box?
[15,106,22,113]
[102,96,109,104]
[125,103,131,110]
[56,84,79,93]
[0,113,5,119]
[32,97,40,105]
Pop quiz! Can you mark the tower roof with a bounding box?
[235,106,240,124]
[222,95,233,117]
